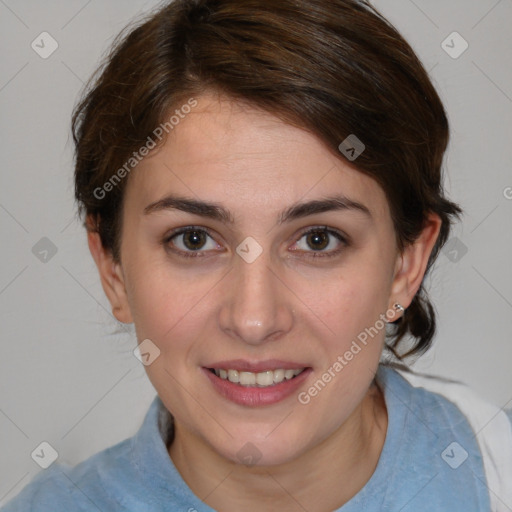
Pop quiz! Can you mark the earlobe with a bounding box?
[390,213,442,309]
[86,221,133,324]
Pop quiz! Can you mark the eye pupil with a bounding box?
[184,230,206,250]
[307,230,329,250]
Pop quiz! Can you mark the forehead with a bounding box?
[124,93,390,221]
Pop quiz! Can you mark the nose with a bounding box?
[218,249,294,346]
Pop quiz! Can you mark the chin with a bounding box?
[209,423,315,468]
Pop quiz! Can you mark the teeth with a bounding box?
[227,369,239,383]
[284,369,295,380]
[213,368,306,387]
[273,369,285,382]
[256,371,273,386]
[239,371,256,386]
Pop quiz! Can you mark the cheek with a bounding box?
[294,257,392,348]
[292,265,390,425]
[124,254,220,351]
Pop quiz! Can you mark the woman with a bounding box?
[2,0,511,510]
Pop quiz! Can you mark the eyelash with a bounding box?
[162,225,349,260]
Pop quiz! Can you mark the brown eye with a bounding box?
[165,227,221,257]
[306,230,329,251]
[291,227,348,258]
[182,230,207,250]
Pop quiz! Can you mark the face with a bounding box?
[92,92,434,466]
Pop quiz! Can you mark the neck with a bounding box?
[168,382,388,512]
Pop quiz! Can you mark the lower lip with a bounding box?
[203,367,312,407]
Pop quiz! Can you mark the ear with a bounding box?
[390,213,442,310]
[86,216,133,324]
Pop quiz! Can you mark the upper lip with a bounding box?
[205,359,310,372]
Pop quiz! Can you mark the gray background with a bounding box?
[1,0,511,505]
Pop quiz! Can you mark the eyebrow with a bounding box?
[143,194,372,224]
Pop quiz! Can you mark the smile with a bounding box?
[203,365,312,406]
[210,368,306,387]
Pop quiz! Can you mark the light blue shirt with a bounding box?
[2,364,511,511]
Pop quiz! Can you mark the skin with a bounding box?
[88,92,441,511]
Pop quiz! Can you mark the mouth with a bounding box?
[207,367,307,388]
[203,362,312,406]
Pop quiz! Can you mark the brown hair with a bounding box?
[72,0,462,359]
